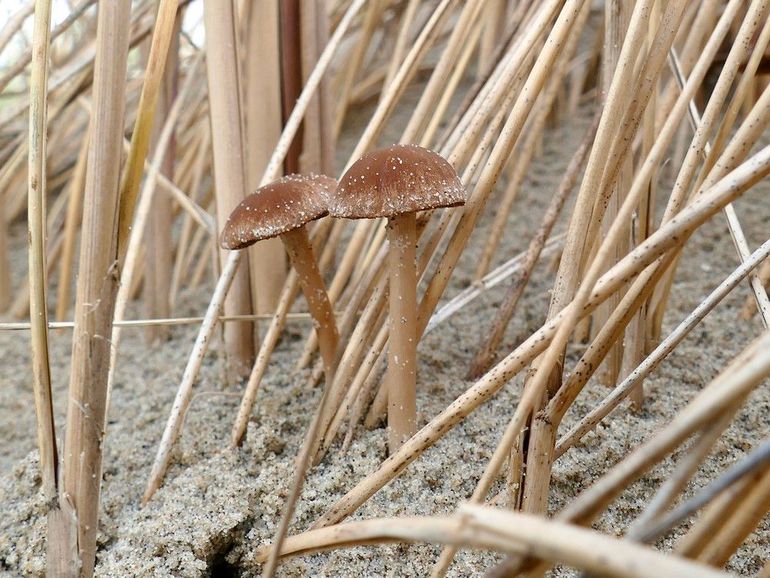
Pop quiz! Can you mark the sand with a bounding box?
[1,86,769,577]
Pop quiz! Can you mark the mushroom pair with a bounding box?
[220,146,463,574]
[221,145,464,455]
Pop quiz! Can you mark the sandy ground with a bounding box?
[1,82,769,577]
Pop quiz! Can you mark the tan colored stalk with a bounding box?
[144,0,367,502]
[244,0,287,316]
[203,0,256,379]
[55,130,89,321]
[27,0,57,500]
[622,0,661,407]
[256,507,728,578]
[543,0,747,452]
[593,0,633,389]
[48,0,132,575]
[309,144,770,531]
[144,14,180,343]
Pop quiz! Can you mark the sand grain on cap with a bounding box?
[329,144,465,219]
[220,174,336,250]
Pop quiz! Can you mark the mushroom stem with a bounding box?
[386,211,418,451]
[281,226,339,376]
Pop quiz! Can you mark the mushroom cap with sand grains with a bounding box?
[220,173,337,250]
[329,144,465,219]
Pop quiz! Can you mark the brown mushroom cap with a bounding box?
[220,174,337,250]
[329,144,465,219]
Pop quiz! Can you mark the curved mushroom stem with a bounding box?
[281,226,339,376]
[386,211,418,451]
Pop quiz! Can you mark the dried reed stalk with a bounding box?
[144,12,180,343]
[203,0,255,380]
[243,0,287,316]
[27,0,58,501]
[48,1,132,575]
[555,237,770,457]
[257,506,729,578]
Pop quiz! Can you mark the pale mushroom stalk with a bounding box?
[386,212,418,449]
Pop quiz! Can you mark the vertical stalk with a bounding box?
[244,0,287,316]
[144,11,180,343]
[204,0,256,379]
[28,0,58,500]
[52,0,132,575]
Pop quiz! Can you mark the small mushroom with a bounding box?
[220,173,339,375]
[329,144,465,451]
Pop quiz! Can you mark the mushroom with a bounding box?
[220,173,339,375]
[329,144,464,451]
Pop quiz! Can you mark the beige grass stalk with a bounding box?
[27,0,57,501]
[203,0,256,379]
[648,0,770,339]
[143,0,367,503]
[668,49,770,327]
[55,131,89,321]
[593,0,633,389]
[48,1,132,575]
[303,144,770,533]
[144,15,179,343]
[256,507,728,578]
[243,0,286,316]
